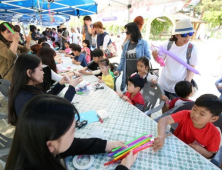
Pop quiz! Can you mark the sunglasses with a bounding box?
[181,32,194,37]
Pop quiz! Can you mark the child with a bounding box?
[118,73,145,111]
[54,42,60,51]
[133,57,158,93]
[71,44,87,67]
[82,40,91,63]
[51,37,56,48]
[59,41,71,54]
[79,48,103,77]
[162,81,193,113]
[153,94,222,159]
[98,58,114,89]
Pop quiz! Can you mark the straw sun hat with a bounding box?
[173,19,196,35]
[59,24,66,29]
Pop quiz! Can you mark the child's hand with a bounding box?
[98,79,104,83]
[117,92,124,98]
[74,71,81,77]
[105,141,127,152]
[122,95,130,101]
[78,69,86,74]
[121,150,138,169]
[153,136,165,152]
[151,79,158,84]
[97,76,102,80]
[69,76,83,87]
[161,95,169,102]
[65,54,69,57]
[59,76,70,85]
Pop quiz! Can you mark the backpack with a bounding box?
[167,41,198,90]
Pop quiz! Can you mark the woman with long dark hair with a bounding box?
[0,22,30,80]
[8,54,82,125]
[5,94,137,170]
[114,22,151,91]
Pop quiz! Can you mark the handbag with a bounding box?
[103,42,117,58]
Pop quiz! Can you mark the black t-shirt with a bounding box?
[126,42,137,79]
[87,61,102,77]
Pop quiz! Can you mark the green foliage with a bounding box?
[203,11,222,28]
[150,17,172,40]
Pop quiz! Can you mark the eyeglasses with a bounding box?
[125,31,130,35]
[181,32,194,37]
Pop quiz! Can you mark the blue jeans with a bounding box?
[164,90,178,100]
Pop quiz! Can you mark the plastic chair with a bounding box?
[154,102,194,132]
[112,62,121,91]
[141,82,165,116]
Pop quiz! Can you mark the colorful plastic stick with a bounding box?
[104,144,152,166]
[3,23,23,43]
[108,136,147,157]
[114,137,150,157]
[112,133,147,152]
[114,138,151,159]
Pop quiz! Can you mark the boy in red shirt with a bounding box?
[162,81,193,113]
[117,73,145,111]
[153,94,222,159]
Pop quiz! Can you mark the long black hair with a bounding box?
[37,47,57,73]
[0,22,14,47]
[5,94,80,170]
[169,35,178,42]
[124,22,142,43]
[8,54,42,125]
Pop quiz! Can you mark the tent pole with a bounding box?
[127,0,132,22]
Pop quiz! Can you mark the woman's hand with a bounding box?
[69,76,83,87]
[152,50,159,61]
[105,141,127,152]
[25,35,31,44]
[121,150,138,169]
[59,76,70,85]
[114,71,120,76]
[13,32,20,43]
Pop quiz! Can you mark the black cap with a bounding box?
[128,73,145,90]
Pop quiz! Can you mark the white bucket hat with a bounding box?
[173,19,196,35]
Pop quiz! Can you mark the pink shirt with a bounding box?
[65,48,71,54]
[82,47,91,63]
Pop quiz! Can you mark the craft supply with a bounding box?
[108,135,151,157]
[73,155,94,170]
[114,137,151,157]
[114,138,151,159]
[97,110,109,121]
[112,133,147,152]
[3,23,23,43]
[79,110,99,124]
[104,144,152,166]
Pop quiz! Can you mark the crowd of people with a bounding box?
[0,15,222,170]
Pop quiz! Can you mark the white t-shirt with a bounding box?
[158,41,198,93]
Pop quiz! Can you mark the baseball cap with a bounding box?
[128,73,145,90]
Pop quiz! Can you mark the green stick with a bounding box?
[112,133,147,152]
[114,137,150,157]
[3,23,23,43]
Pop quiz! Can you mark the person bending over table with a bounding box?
[7,54,82,126]
[5,94,137,170]
[0,22,30,81]
[153,94,222,159]
[79,48,103,77]
[71,44,87,67]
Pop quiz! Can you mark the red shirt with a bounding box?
[125,92,145,106]
[169,98,192,109]
[172,110,221,152]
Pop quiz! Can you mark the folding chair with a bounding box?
[112,62,121,91]
[141,82,165,116]
[211,114,222,168]
[154,102,195,132]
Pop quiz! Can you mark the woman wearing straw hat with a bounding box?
[58,24,69,50]
[152,19,198,100]
[0,22,30,81]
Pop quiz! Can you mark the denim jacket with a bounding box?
[117,38,151,90]
[215,78,222,99]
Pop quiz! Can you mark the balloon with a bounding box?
[154,45,200,75]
